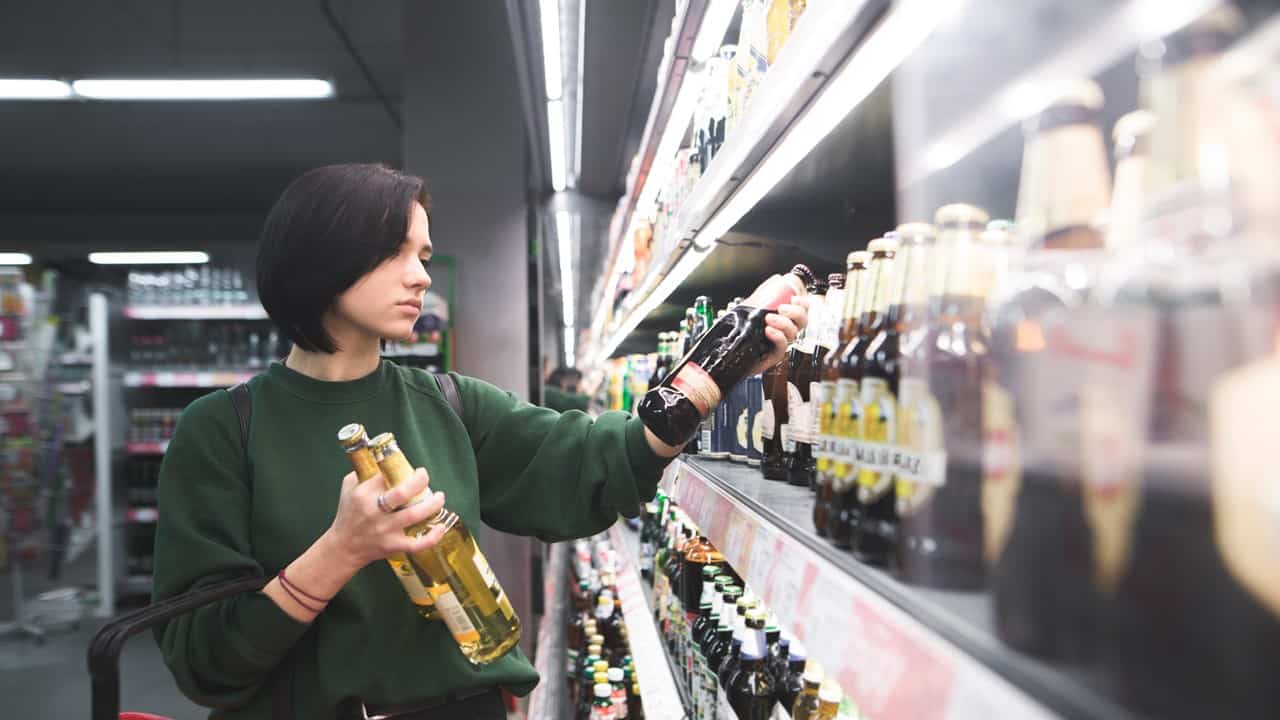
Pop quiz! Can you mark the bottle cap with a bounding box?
[702,564,721,578]
[803,659,825,684]
[789,264,817,287]
[819,679,842,704]
[336,423,366,448]
[867,237,898,254]
[588,644,602,656]
[594,660,609,672]
[1112,109,1156,145]
[934,203,990,229]
[608,667,624,682]
[895,222,936,246]
[595,683,612,699]
[592,633,605,644]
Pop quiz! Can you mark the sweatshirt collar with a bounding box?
[266,358,392,403]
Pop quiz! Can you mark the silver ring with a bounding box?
[375,492,396,514]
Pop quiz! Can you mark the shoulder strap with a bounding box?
[227,382,252,455]
[432,372,464,418]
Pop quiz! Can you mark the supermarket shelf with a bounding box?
[123,304,268,320]
[55,379,91,395]
[126,441,169,455]
[592,0,888,363]
[608,522,689,720]
[663,457,1138,720]
[59,351,94,366]
[527,542,570,720]
[123,369,257,388]
[125,507,159,524]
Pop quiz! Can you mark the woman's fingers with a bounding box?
[376,467,431,510]
[397,491,447,530]
[765,313,800,345]
[776,302,809,334]
[402,523,448,554]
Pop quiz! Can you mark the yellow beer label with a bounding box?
[752,405,766,452]
[831,378,861,492]
[389,554,434,606]
[430,584,480,645]
[1210,349,1280,617]
[979,380,1021,563]
[897,377,944,516]
[856,377,896,504]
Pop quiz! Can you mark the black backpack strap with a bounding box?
[432,371,464,418]
[227,382,252,455]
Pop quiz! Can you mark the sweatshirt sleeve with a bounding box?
[455,373,672,541]
[151,390,309,710]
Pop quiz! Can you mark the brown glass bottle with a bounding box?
[987,81,1113,659]
[850,225,915,566]
[640,266,814,447]
[830,238,894,550]
[815,253,867,535]
[784,276,828,487]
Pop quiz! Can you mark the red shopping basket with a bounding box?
[87,576,269,720]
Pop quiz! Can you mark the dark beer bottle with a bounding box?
[785,275,828,487]
[815,252,868,536]
[761,355,790,480]
[987,80,1112,660]
[639,266,814,447]
[797,273,844,490]
[832,236,896,551]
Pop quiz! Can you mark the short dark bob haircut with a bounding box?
[257,163,430,353]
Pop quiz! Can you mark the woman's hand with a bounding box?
[322,468,449,576]
[750,295,811,377]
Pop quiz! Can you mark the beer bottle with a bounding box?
[370,433,521,665]
[726,300,753,464]
[796,273,844,491]
[814,680,841,720]
[851,230,908,566]
[785,275,828,487]
[639,266,815,446]
[746,369,766,467]
[648,333,672,391]
[790,659,823,720]
[729,609,776,719]
[336,424,439,620]
[987,81,1113,660]
[778,642,809,714]
[761,355,790,480]
[831,237,896,550]
[815,253,868,536]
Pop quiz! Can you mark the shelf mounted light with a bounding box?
[0,78,72,99]
[0,253,33,266]
[70,78,333,100]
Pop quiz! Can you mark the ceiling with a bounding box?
[0,0,668,281]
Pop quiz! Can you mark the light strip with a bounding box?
[71,78,333,100]
[597,0,952,362]
[88,251,210,265]
[556,209,576,327]
[691,0,740,62]
[573,0,587,182]
[547,100,568,191]
[539,0,564,100]
[0,78,72,99]
[564,326,576,368]
[0,253,33,265]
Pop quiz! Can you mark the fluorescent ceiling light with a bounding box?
[547,99,568,191]
[540,0,564,100]
[691,0,739,62]
[564,326,576,368]
[71,78,333,100]
[88,251,210,265]
[556,209,576,327]
[0,253,33,265]
[0,78,72,99]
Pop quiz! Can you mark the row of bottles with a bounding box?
[128,322,283,368]
[626,6,1279,717]
[566,536,646,720]
[125,266,253,307]
[638,491,859,719]
[336,424,521,666]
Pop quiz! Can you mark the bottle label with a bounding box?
[856,377,897,504]
[810,380,830,458]
[592,704,617,720]
[780,423,796,453]
[389,555,434,606]
[831,378,862,492]
[786,381,812,444]
[737,407,750,454]
[430,584,480,645]
[896,377,947,517]
[1210,347,1280,616]
[979,379,1021,562]
[672,361,723,417]
[760,387,776,440]
[612,688,629,718]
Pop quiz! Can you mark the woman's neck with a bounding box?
[284,335,382,382]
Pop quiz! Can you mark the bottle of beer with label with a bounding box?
[639,266,814,447]
[986,80,1112,660]
[746,369,766,467]
[831,237,896,550]
[815,252,868,536]
[370,432,522,665]
[761,356,790,480]
[785,275,828,487]
[799,273,844,491]
[336,424,439,619]
[896,206,997,588]
[851,226,912,566]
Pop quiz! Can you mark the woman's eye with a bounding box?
[421,258,433,270]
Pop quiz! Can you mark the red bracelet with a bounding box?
[276,576,323,614]
[279,567,329,604]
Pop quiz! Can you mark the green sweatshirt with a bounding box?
[153,360,669,718]
[542,386,590,413]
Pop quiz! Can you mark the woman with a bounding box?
[152,163,807,719]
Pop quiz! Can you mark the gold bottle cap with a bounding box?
[336,423,367,449]
[594,660,609,672]
[594,671,609,684]
[895,222,937,245]
[866,237,897,254]
[369,432,396,453]
[803,659,825,684]
[935,203,990,229]
[588,643,602,654]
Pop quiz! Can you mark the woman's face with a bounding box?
[329,201,433,344]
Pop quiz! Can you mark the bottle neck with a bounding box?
[837,265,865,344]
[864,252,896,332]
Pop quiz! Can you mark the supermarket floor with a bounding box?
[0,551,201,719]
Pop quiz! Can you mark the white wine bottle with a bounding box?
[370,432,522,665]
